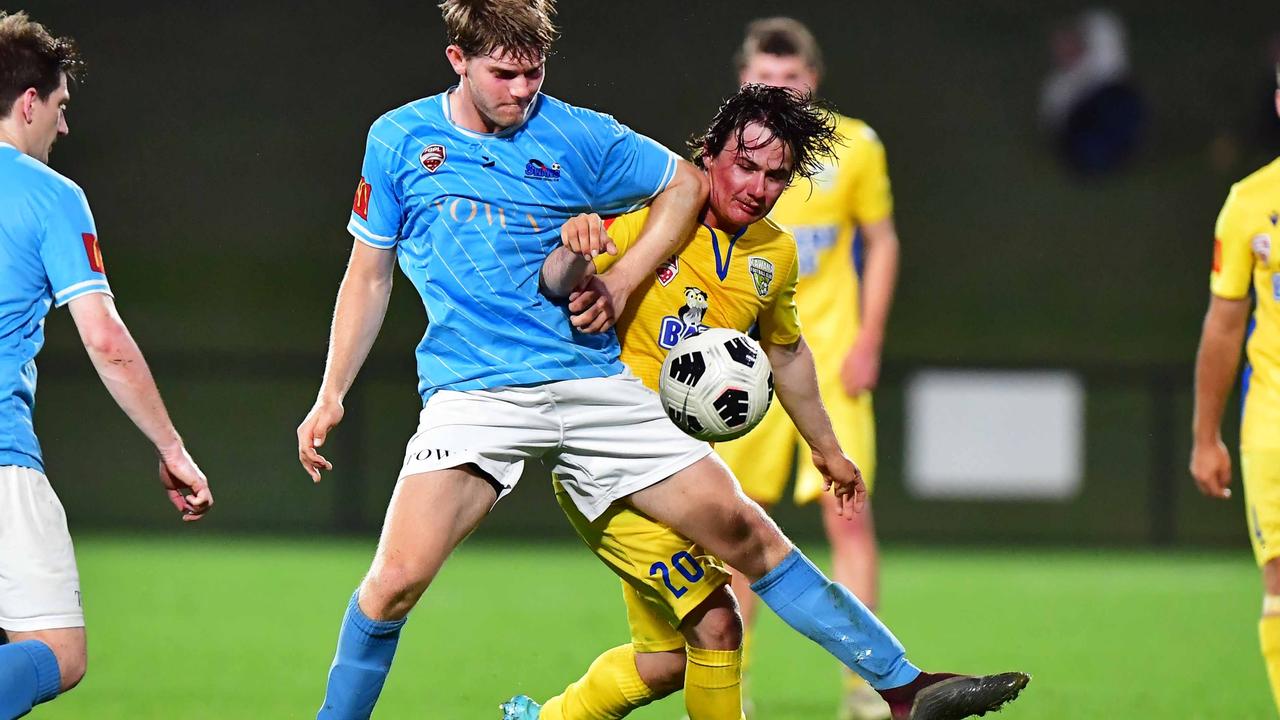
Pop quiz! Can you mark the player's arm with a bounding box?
[297,241,396,482]
[765,336,866,516]
[68,294,212,520]
[1190,294,1251,499]
[541,213,618,299]
[571,161,707,333]
[842,216,899,395]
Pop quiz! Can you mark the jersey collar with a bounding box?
[440,86,539,140]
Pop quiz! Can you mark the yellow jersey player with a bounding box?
[1191,65,1280,715]
[716,18,901,720]
[502,85,1029,720]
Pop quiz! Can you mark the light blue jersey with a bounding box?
[347,90,680,400]
[0,142,111,472]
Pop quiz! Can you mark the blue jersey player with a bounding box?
[0,12,212,719]
[298,2,1026,719]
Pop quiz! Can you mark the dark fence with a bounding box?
[32,350,1243,549]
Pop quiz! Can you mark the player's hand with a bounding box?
[560,213,617,259]
[812,447,866,517]
[1190,438,1233,499]
[568,270,631,333]
[297,399,344,483]
[840,336,882,396]
[157,442,213,522]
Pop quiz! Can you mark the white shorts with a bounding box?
[0,466,83,631]
[399,371,712,521]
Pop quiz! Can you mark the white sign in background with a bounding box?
[904,370,1084,501]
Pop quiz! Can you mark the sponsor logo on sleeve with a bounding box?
[1253,234,1273,265]
[748,256,775,297]
[656,256,679,286]
[1213,237,1222,273]
[82,233,105,273]
[1273,273,1280,301]
[420,144,447,173]
[353,177,372,220]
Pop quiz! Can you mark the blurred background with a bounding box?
[21,0,1279,544]
[11,1,1280,718]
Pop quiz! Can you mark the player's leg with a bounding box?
[804,392,888,719]
[0,466,86,718]
[626,456,1028,718]
[320,464,498,720]
[322,388,554,720]
[715,399,795,657]
[516,478,741,720]
[1243,450,1280,712]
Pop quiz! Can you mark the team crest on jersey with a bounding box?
[525,159,562,181]
[1254,234,1272,265]
[420,144,446,173]
[656,256,679,286]
[748,256,775,297]
[658,287,710,349]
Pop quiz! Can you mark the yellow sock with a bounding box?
[539,645,657,720]
[684,645,744,720]
[1260,611,1280,713]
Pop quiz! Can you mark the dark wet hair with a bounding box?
[0,12,83,117]
[688,83,840,183]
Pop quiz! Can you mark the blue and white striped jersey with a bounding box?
[0,142,112,472]
[347,90,680,400]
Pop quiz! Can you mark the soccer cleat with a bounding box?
[881,672,1030,720]
[499,694,541,720]
[840,681,892,720]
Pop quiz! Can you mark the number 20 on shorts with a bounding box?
[650,550,705,598]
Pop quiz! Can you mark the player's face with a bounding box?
[739,53,818,96]
[28,74,70,164]
[703,122,793,230]
[451,47,545,130]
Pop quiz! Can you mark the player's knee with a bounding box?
[688,605,743,651]
[682,587,744,651]
[57,650,86,692]
[1264,558,1280,595]
[364,560,432,619]
[635,650,685,696]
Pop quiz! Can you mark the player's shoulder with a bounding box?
[835,114,882,148]
[368,93,446,138]
[534,93,626,140]
[1,147,84,204]
[745,217,798,262]
[1231,156,1280,200]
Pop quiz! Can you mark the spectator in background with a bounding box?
[1040,9,1145,175]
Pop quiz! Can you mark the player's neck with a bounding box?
[0,123,25,154]
[448,85,502,135]
[701,204,745,237]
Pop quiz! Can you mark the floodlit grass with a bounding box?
[29,536,1269,719]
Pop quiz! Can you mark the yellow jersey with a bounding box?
[768,114,892,386]
[594,207,802,392]
[1212,156,1280,451]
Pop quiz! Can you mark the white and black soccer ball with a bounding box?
[658,328,774,442]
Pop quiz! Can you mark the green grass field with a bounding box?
[27,536,1271,719]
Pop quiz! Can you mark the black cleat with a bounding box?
[906,672,1030,720]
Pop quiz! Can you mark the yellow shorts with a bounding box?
[554,478,731,653]
[1244,448,1280,566]
[716,386,875,506]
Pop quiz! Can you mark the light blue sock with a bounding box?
[0,639,61,719]
[751,548,920,690]
[317,591,407,720]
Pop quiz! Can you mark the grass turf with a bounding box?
[26,536,1269,719]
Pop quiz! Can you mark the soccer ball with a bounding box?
[658,328,774,442]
